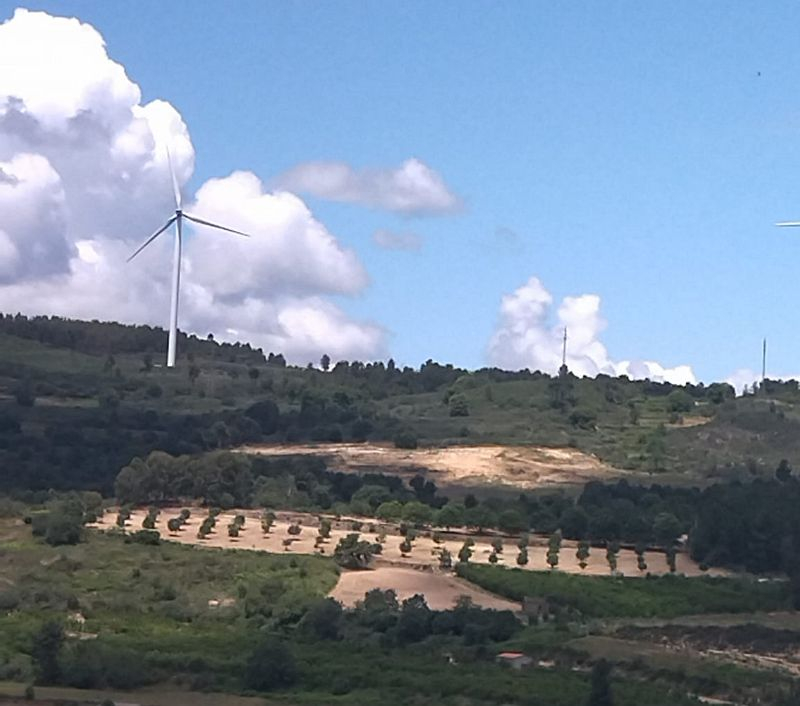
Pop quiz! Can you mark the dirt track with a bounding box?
[241,442,624,490]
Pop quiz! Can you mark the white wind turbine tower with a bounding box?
[128,151,252,367]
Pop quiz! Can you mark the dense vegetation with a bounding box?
[455,564,792,619]
[1,518,705,706]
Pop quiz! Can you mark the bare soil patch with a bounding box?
[241,442,626,490]
[330,565,520,611]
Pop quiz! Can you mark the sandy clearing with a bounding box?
[330,566,520,611]
[97,508,719,578]
[240,442,625,490]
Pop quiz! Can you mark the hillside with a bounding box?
[1,314,800,494]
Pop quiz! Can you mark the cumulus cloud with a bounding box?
[274,158,461,215]
[0,9,385,363]
[488,277,696,385]
[372,228,423,251]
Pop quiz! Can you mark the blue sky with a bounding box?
[3,1,800,384]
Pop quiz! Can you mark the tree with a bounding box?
[45,509,83,546]
[547,531,561,569]
[287,523,302,536]
[652,512,682,547]
[560,506,589,539]
[402,501,433,525]
[301,597,342,640]
[517,547,529,566]
[261,512,275,534]
[246,400,280,435]
[489,550,499,564]
[458,541,473,563]
[166,517,182,533]
[318,518,331,540]
[665,546,677,573]
[244,638,297,691]
[498,509,526,534]
[517,533,530,550]
[667,389,694,414]
[394,430,418,450]
[439,548,453,570]
[588,659,613,706]
[399,537,413,555]
[320,354,331,372]
[228,524,240,538]
[375,501,403,522]
[576,541,590,570]
[776,459,793,482]
[605,542,619,574]
[635,541,647,573]
[437,502,465,529]
[448,393,469,417]
[491,537,504,554]
[31,621,64,684]
[333,533,374,569]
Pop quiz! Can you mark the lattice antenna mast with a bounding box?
[562,328,568,368]
[762,337,767,384]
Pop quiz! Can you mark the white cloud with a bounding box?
[274,158,461,215]
[488,276,696,385]
[725,368,760,395]
[372,228,423,251]
[0,8,385,364]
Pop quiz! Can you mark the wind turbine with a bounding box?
[127,150,252,367]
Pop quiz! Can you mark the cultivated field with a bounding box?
[241,443,627,490]
[105,507,711,577]
[95,507,720,612]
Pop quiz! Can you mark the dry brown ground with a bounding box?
[330,566,520,611]
[107,507,714,576]
[240,442,626,490]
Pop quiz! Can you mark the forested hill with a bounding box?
[2,313,800,494]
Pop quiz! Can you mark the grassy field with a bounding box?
[0,518,339,686]
[456,564,792,619]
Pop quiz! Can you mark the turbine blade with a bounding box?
[183,213,252,238]
[126,216,177,262]
[166,146,181,210]
[776,221,800,227]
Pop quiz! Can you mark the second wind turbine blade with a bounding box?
[126,216,177,262]
[776,221,800,227]
[183,213,252,238]
[166,146,182,210]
